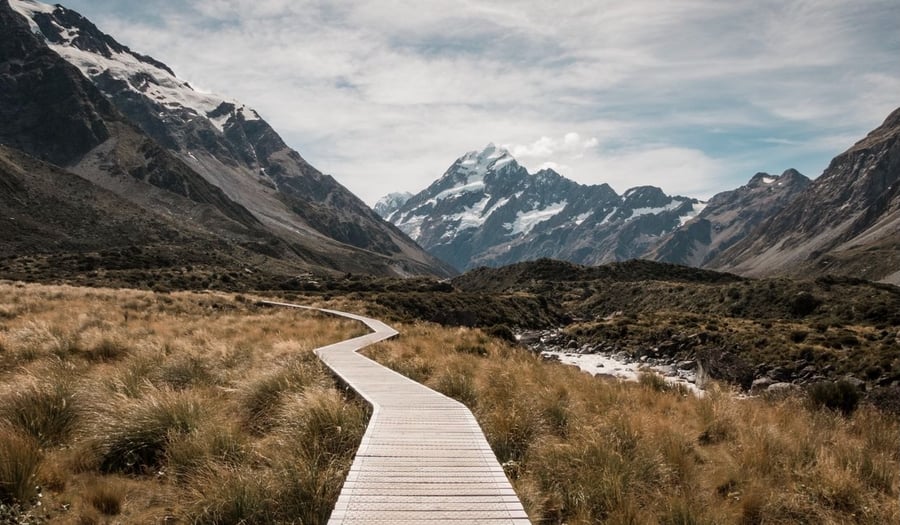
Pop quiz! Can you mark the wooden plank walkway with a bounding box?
[265,302,530,524]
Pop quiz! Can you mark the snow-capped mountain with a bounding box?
[3,0,453,277]
[385,144,703,271]
[712,107,900,284]
[649,169,811,267]
[374,192,413,219]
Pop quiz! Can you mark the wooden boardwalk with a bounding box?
[266,302,530,524]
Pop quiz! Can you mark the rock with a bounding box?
[766,382,798,396]
[842,376,866,391]
[750,377,775,393]
[676,360,697,371]
[799,365,818,377]
[767,366,791,381]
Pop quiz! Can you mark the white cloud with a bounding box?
[503,133,599,161]
[60,0,900,204]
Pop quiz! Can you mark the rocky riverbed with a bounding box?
[519,329,707,395]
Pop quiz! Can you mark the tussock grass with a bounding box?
[241,358,328,433]
[0,370,80,446]
[94,389,206,474]
[0,424,42,504]
[366,322,900,524]
[0,282,368,522]
[84,478,125,515]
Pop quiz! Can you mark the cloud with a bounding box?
[59,0,900,204]
[503,133,599,161]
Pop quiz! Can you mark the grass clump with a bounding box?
[189,468,277,525]
[84,479,125,515]
[95,390,205,474]
[0,425,42,504]
[240,360,326,433]
[0,373,80,447]
[279,387,368,459]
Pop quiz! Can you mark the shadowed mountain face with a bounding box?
[712,107,900,284]
[649,170,811,267]
[382,144,702,272]
[1,0,453,278]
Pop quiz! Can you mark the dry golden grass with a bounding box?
[365,322,900,524]
[0,281,368,523]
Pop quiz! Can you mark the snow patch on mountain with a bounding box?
[374,192,413,218]
[441,195,493,240]
[505,200,568,236]
[11,0,257,134]
[573,211,593,226]
[9,0,53,33]
[629,199,685,220]
[678,201,708,226]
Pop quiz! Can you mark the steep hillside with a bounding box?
[2,0,452,278]
[650,170,810,266]
[713,107,900,283]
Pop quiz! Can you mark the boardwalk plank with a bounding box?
[265,302,530,524]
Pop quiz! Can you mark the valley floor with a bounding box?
[0,282,367,523]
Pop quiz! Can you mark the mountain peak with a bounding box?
[374,192,413,219]
[747,169,809,188]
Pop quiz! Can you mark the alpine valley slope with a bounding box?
[712,107,900,284]
[2,0,453,278]
[649,169,811,267]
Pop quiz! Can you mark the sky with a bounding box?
[60,0,900,205]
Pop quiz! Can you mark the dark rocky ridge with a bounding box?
[713,107,900,283]
[1,0,453,278]
[650,169,811,267]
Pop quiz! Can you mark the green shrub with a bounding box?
[808,381,861,416]
[454,343,488,357]
[485,324,517,343]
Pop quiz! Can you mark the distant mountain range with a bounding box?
[379,144,704,271]
[1,0,453,279]
[379,111,900,283]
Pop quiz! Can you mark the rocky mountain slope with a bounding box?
[2,0,452,278]
[382,144,703,271]
[713,107,900,284]
[649,170,811,267]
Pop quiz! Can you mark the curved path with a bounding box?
[265,302,530,524]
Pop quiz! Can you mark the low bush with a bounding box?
[808,380,861,416]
